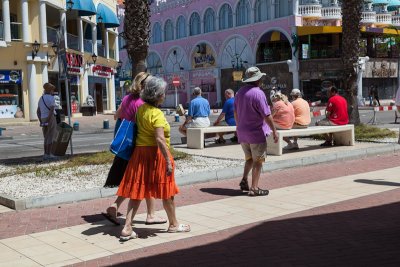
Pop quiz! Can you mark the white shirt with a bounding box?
[38,94,55,119]
[396,87,400,106]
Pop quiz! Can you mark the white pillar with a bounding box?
[92,24,98,55]
[215,69,222,105]
[42,63,48,84]
[105,30,109,58]
[60,10,68,49]
[39,0,47,45]
[293,0,299,16]
[109,75,116,111]
[28,63,38,120]
[2,0,11,43]
[77,17,84,52]
[83,70,89,101]
[21,0,30,44]
[250,8,255,24]
[115,32,120,62]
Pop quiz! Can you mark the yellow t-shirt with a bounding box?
[135,103,171,148]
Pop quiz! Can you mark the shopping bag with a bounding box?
[110,119,137,161]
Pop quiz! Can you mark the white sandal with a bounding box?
[167,224,191,233]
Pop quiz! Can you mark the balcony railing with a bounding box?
[0,21,4,41]
[67,33,79,51]
[392,15,400,27]
[83,39,93,53]
[299,4,322,18]
[10,22,22,41]
[47,26,58,44]
[321,6,341,20]
[361,11,376,24]
[109,49,115,59]
[97,43,105,57]
[375,13,392,25]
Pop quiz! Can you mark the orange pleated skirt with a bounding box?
[117,146,179,200]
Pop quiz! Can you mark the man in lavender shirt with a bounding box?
[234,67,278,196]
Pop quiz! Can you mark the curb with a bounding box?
[0,143,399,210]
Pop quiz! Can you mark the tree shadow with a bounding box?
[200,188,245,196]
[354,179,400,187]
[109,202,400,266]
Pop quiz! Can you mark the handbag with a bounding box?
[110,119,137,161]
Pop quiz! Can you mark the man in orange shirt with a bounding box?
[283,89,311,150]
[316,86,349,146]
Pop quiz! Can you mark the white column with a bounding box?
[92,24,98,55]
[21,0,30,43]
[215,69,222,105]
[39,0,48,45]
[77,17,84,52]
[105,30,109,58]
[42,63,48,84]
[83,70,89,101]
[109,75,116,111]
[293,0,299,16]
[60,10,67,49]
[2,0,11,43]
[250,8,255,24]
[115,32,120,62]
[28,63,38,120]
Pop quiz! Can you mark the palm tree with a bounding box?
[341,0,363,124]
[122,0,153,78]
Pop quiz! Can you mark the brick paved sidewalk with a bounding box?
[0,154,399,266]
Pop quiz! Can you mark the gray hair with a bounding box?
[140,76,167,105]
[192,87,202,96]
[225,89,234,96]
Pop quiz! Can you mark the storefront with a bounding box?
[88,64,113,113]
[162,73,188,108]
[0,70,23,119]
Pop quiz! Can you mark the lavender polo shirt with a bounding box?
[234,84,272,144]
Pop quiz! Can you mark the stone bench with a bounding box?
[266,125,355,156]
[187,126,237,149]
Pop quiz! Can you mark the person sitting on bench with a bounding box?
[213,89,237,144]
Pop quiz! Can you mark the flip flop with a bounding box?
[120,231,138,242]
[145,217,168,225]
[167,224,191,233]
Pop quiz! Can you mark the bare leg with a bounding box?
[283,137,292,145]
[162,197,178,227]
[179,126,187,136]
[242,159,253,181]
[250,160,263,189]
[121,199,141,237]
[293,137,298,144]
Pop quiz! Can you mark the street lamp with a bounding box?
[31,40,40,59]
[66,0,74,11]
[98,15,103,24]
[231,54,247,91]
[92,53,98,65]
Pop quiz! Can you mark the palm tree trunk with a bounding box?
[341,0,363,125]
[123,0,151,78]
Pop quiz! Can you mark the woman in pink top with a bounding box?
[271,92,295,130]
[103,72,167,226]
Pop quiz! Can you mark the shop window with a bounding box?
[151,22,162,44]
[164,19,174,41]
[189,12,201,36]
[255,0,269,22]
[176,16,186,39]
[147,52,163,75]
[275,0,292,18]
[204,8,216,33]
[219,4,233,30]
[236,0,250,27]
[0,70,23,119]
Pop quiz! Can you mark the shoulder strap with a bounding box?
[41,96,51,111]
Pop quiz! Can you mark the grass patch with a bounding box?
[311,124,397,141]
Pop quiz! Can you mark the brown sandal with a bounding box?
[248,188,269,197]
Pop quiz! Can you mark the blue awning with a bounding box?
[372,0,389,5]
[68,0,97,16]
[388,0,400,10]
[97,3,120,28]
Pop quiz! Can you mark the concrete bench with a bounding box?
[266,125,355,156]
[187,126,236,149]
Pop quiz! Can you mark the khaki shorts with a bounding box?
[240,142,267,162]
[292,123,308,129]
[42,115,56,145]
[315,118,337,126]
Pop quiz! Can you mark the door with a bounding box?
[95,83,103,112]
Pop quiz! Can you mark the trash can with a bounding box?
[73,121,79,131]
[51,122,73,156]
[103,119,109,129]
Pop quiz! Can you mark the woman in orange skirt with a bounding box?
[117,76,190,241]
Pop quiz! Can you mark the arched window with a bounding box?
[151,22,162,44]
[275,0,292,18]
[189,12,201,36]
[236,0,250,26]
[147,52,163,75]
[176,16,186,39]
[164,19,174,41]
[255,0,269,22]
[219,3,233,30]
[204,8,216,33]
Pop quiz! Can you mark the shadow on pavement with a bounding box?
[111,202,400,266]
[354,179,400,187]
[200,188,245,196]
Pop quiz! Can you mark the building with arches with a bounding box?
[117,0,400,108]
[0,0,119,122]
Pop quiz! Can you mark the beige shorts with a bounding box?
[292,123,308,129]
[240,142,267,162]
[315,118,337,126]
[42,115,56,145]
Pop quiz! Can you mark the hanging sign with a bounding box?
[92,65,113,78]
[0,70,22,84]
[66,53,83,75]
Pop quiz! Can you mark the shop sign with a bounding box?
[0,70,22,84]
[92,65,113,78]
[192,43,216,69]
[66,53,83,75]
